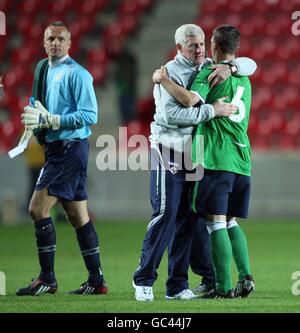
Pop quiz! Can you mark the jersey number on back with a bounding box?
[229,86,245,123]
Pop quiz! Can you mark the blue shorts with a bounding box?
[193,170,251,218]
[35,139,89,201]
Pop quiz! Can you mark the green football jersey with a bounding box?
[191,64,252,176]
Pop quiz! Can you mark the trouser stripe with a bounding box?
[147,145,166,231]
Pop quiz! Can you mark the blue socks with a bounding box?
[34,219,103,287]
[76,221,104,287]
[35,217,56,284]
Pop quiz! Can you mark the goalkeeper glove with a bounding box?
[21,101,61,130]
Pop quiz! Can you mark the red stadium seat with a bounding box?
[258,37,276,58]
[137,97,155,124]
[279,0,297,11]
[196,15,217,33]
[288,64,300,85]
[28,23,44,41]
[229,14,243,27]
[11,46,39,65]
[249,133,269,151]
[200,1,220,14]
[167,48,177,61]
[253,1,269,13]
[47,0,72,16]
[69,16,95,40]
[119,15,139,37]
[248,113,258,133]
[87,64,108,85]
[81,0,99,14]
[102,22,126,47]
[4,66,27,89]
[0,118,23,151]
[18,0,43,15]
[72,0,110,15]
[286,113,300,136]
[123,120,150,145]
[118,0,142,16]
[87,48,109,66]
[228,0,245,13]
[16,15,35,36]
[251,15,267,35]
[239,21,256,37]
[113,0,300,148]
[268,132,297,150]
[96,0,111,10]
[137,0,153,11]
[0,0,14,12]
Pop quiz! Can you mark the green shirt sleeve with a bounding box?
[190,68,212,102]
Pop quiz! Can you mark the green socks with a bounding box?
[210,228,232,294]
[227,225,251,281]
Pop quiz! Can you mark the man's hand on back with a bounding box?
[213,96,237,117]
[208,64,232,88]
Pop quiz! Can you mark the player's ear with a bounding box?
[176,43,182,53]
[211,41,217,53]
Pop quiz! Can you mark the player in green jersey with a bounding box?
[152,25,255,299]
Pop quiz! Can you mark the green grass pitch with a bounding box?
[0,220,299,313]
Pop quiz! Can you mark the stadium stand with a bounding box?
[196,0,300,150]
[0,0,156,150]
[136,0,300,150]
[0,0,299,150]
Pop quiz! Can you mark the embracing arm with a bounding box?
[157,84,214,125]
[153,67,199,107]
[208,57,257,87]
[231,57,257,76]
[154,83,236,126]
[152,66,237,119]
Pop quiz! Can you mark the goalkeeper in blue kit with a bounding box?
[154,25,255,299]
[16,22,107,296]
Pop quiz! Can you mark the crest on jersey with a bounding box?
[55,72,63,81]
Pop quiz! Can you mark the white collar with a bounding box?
[176,53,211,71]
[49,55,69,67]
[176,53,195,68]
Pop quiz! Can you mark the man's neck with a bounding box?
[214,53,235,63]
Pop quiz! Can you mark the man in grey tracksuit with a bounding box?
[133,24,257,300]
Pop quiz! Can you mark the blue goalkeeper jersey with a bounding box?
[45,55,98,142]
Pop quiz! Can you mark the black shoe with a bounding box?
[201,288,235,299]
[235,275,255,298]
[193,282,215,294]
[69,281,108,295]
[16,278,58,296]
